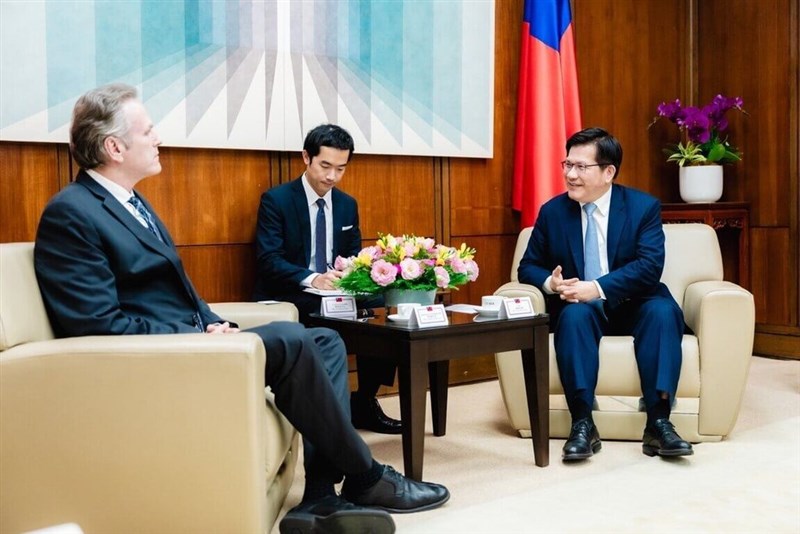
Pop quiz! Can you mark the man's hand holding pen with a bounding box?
[311,263,344,290]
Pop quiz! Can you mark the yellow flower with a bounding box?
[354,250,374,268]
[457,243,475,260]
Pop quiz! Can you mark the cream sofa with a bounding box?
[0,242,300,534]
[495,223,755,442]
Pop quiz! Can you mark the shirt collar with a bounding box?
[301,173,333,207]
[581,186,613,216]
[86,169,135,205]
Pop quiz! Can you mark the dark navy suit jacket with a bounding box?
[34,171,224,337]
[518,183,676,327]
[253,177,362,302]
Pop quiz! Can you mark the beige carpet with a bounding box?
[274,356,800,533]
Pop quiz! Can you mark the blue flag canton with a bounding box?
[524,0,573,51]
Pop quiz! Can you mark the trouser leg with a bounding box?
[355,356,397,397]
[249,322,372,484]
[553,303,606,418]
[630,297,685,411]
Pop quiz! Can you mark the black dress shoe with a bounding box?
[351,393,403,434]
[342,465,450,513]
[279,495,395,534]
[562,417,601,461]
[642,418,694,457]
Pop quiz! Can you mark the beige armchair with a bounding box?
[0,242,300,534]
[495,223,755,442]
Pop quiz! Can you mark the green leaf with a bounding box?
[706,143,726,162]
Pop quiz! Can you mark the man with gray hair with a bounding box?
[34,83,449,534]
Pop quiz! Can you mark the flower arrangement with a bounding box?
[651,94,746,166]
[334,234,479,295]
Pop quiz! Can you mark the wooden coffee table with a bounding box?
[309,309,550,481]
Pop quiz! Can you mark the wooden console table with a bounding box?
[661,202,749,289]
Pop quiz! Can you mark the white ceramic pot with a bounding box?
[679,165,723,203]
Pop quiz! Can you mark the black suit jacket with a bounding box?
[252,177,362,301]
[34,171,224,337]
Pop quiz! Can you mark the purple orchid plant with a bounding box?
[651,94,746,166]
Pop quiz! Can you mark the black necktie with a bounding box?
[315,198,327,273]
[128,196,164,242]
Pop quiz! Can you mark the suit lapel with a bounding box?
[290,178,312,266]
[331,189,344,255]
[77,173,164,252]
[566,199,584,278]
[606,184,627,269]
[76,172,198,305]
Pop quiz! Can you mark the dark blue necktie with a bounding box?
[315,198,327,273]
[583,203,602,281]
[128,195,163,243]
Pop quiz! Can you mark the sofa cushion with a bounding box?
[0,243,54,351]
[547,333,701,397]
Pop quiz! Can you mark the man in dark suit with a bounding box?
[253,124,401,435]
[34,84,448,534]
[518,127,693,461]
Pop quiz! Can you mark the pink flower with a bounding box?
[420,237,436,252]
[334,255,351,271]
[362,246,382,259]
[450,257,467,274]
[370,259,398,287]
[465,260,479,282]
[399,258,423,280]
[434,266,450,288]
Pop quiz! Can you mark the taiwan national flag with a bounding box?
[512,0,582,228]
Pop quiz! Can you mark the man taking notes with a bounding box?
[253,124,401,435]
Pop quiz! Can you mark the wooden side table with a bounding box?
[309,310,550,481]
[661,202,749,289]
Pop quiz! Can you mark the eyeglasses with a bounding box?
[561,161,605,174]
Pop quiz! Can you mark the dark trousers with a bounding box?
[248,322,372,485]
[273,291,397,396]
[553,296,684,416]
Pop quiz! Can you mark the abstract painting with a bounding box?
[0,0,495,157]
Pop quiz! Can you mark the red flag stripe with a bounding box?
[512,14,582,228]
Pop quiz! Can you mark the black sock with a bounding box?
[568,396,593,422]
[302,480,336,502]
[647,398,671,426]
[343,460,385,493]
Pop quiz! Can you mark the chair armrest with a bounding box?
[210,301,298,329]
[682,281,755,437]
[0,333,274,534]
[494,281,547,314]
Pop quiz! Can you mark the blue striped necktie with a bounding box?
[315,198,327,273]
[128,195,163,243]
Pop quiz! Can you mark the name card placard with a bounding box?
[499,296,536,319]
[409,304,449,328]
[321,296,357,320]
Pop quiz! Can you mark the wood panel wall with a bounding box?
[1,0,797,363]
